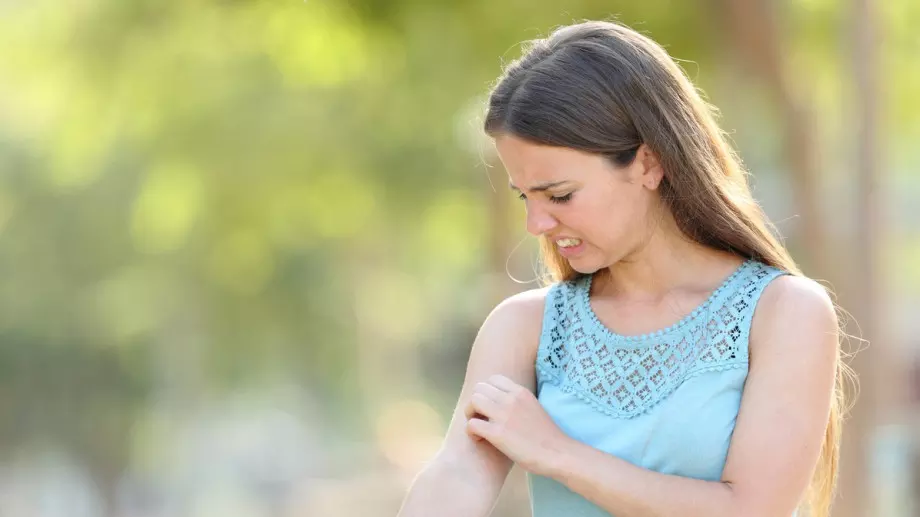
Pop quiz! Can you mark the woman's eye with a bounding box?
[516,192,573,203]
[549,193,573,204]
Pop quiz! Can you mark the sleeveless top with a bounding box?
[528,259,788,517]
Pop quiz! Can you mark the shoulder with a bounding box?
[465,284,555,394]
[755,274,837,330]
[750,274,838,363]
[480,285,554,339]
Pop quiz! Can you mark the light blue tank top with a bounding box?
[528,259,787,516]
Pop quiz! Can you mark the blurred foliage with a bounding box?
[0,0,917,508]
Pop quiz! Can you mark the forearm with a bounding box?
[397,456,510,517]
[547,438,743,517]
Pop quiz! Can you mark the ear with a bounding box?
[637,144,664,190]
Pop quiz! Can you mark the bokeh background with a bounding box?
[0,0,917,516]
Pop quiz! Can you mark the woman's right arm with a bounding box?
[396,287,548,517]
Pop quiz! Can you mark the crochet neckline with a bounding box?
[579,259,752,344]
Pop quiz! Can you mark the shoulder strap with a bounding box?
[729,262,789,361]
[536,276,584,394]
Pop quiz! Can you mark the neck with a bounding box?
[595,215,742,302]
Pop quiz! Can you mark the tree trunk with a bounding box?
[714,0,830,278]
[836,0,882,515]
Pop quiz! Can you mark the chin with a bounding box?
[566,260,601,275]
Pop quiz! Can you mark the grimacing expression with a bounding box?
[495,135,664,273]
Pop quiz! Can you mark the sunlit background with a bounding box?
[0,0,917,516]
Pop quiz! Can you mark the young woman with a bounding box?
[398,20,844,517]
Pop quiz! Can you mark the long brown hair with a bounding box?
[484,20,846,516]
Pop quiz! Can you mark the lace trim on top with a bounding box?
[536,260,786,419]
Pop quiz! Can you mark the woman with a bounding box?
[398,20,845,517]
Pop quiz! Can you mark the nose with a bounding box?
[525,204,558,236]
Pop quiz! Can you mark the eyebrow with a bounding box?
[508,180,572,193]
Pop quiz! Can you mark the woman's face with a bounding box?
[495,134,663,274]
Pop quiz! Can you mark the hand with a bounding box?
[464,374,571,476]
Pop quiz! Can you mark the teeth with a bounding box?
[556,238,582,248]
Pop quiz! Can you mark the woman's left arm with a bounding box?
[465,276,839,517]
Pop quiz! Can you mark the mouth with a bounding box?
[555,238,585,257]
[555,238,582,248]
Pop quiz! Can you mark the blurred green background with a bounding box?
[0,0,917,516]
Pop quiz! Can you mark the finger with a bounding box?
[467,392,500,420]
[466,416,494,442]
[463,393,492,442]
[463,390,494,420]
[465,412,485,442]
[474,381,511,403]
[463,399,475,420]
[462,394,486,421]
[468,428,484,441]
[463,404,490,425]
[487,374,522,393]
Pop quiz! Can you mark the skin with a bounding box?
[397,135,838,517]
